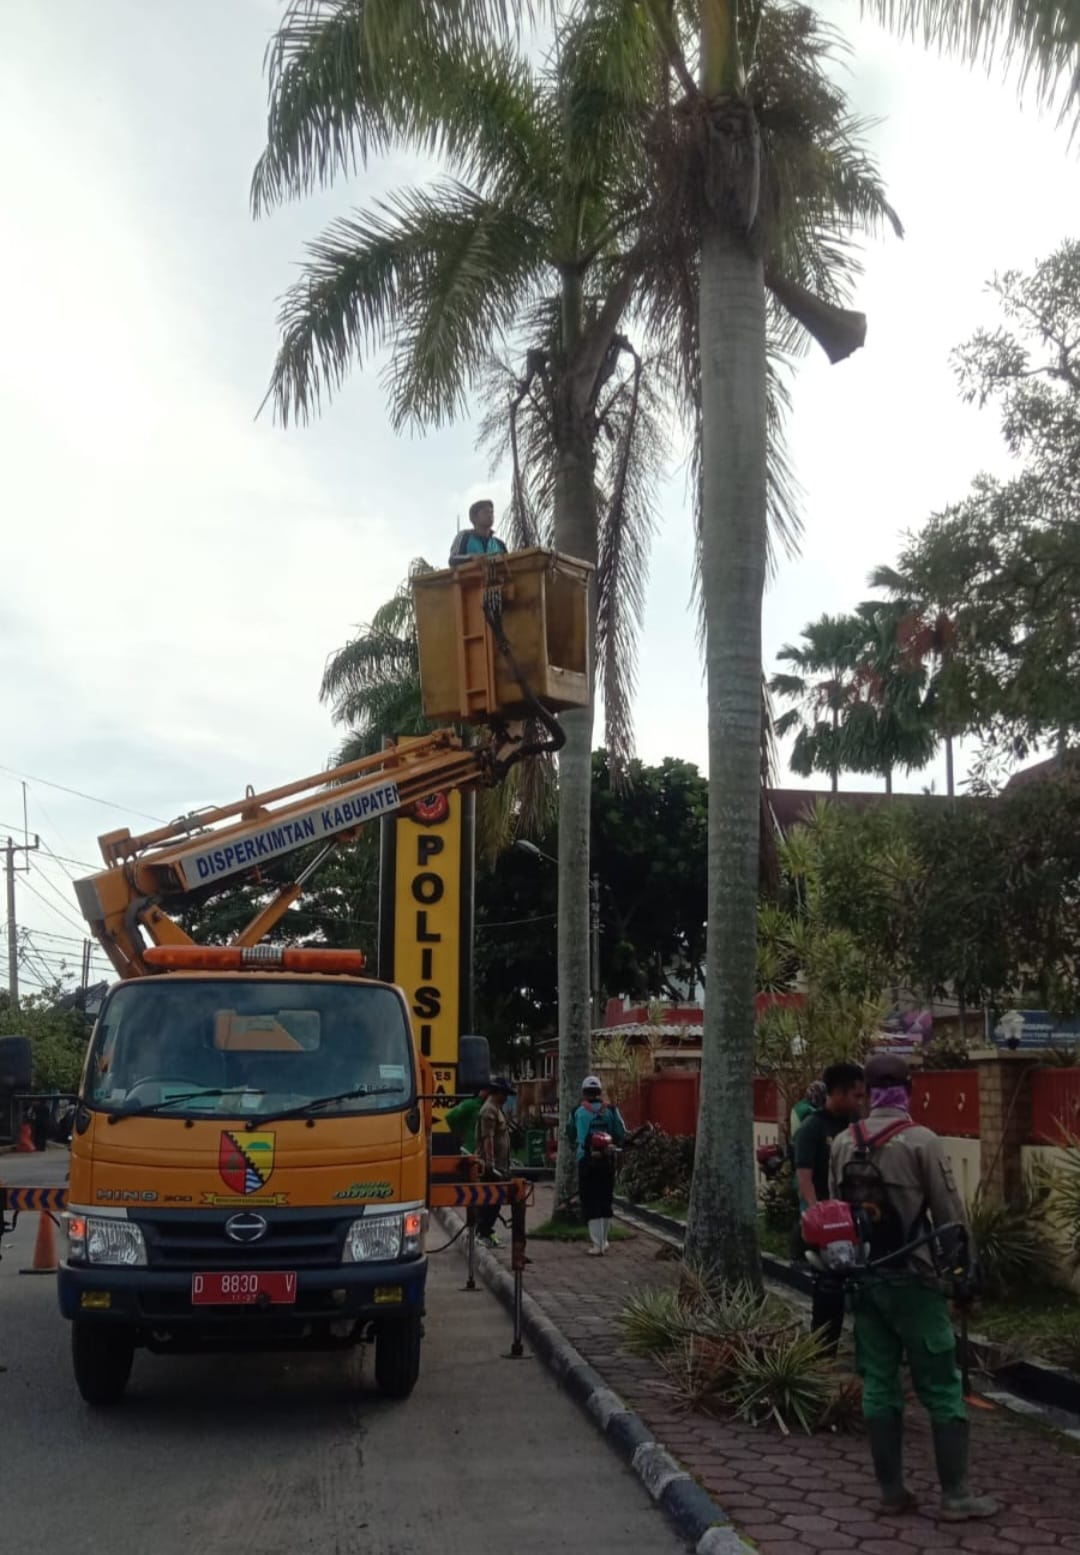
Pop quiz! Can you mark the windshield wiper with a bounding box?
[106,1088,265,1124]
[248,1085,405,1129]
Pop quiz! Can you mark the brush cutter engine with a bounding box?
[800,1199,868,1275]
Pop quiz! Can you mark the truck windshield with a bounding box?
[87,978,413,1120]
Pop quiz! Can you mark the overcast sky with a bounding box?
[1,1,1076,991]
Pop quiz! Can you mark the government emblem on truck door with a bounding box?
[219,1131,276,1195]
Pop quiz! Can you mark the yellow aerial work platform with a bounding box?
[412,548,593,724]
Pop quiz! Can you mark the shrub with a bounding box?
[620,1261,845,1435]
[618,1129,694,1205]
[760,1157,799,1232]
[968,1187,1053,1298]
[720,1329,837,1434]
[921,1032,975,1070]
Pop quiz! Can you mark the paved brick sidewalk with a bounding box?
[491,1185,1080,1554]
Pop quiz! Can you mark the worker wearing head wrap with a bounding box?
[568,1077,626,1257]
[830,1053,996,1523]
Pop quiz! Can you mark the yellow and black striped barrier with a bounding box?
[2,1187,68,1214]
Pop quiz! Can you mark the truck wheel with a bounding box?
[374,1311,422,1399]
[72,1323,134,1406]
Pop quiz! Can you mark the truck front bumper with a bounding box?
[58,1257,427,1348]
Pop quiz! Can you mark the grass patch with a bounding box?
[530,1217,634,1242]
[975,1285,1080,1367]
[642,1197,688,1222]
[758,1216,796,1262]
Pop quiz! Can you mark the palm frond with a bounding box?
[252,0,553,214]
[594,342,665,771]
[862,0,1080,135]
[266,181,546,427]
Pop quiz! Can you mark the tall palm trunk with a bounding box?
[553,268,600,1215]
[683,213,767,1287]
[945,731,955,798]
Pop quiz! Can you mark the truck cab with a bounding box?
[61,959,430,1405]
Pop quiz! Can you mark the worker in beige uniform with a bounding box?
[830,1052,996,1523]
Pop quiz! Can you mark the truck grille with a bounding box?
[137,1214,345,1271]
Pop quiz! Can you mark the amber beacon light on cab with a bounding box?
[59,550,590,1405]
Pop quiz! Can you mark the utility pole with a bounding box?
[5,834,40,1010]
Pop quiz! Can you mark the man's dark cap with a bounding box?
[865,1052,910,1088]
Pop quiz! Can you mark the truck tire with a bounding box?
[72,1323,134,1406]
[374,1311,422,1399]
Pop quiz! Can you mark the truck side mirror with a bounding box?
[458,1034,491,1094]
[0,1036,32,1092]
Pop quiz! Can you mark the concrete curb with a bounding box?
[433,1207,754,1555]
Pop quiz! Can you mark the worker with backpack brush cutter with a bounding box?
[567,1077,627,1256]
[813,1052,996,1523]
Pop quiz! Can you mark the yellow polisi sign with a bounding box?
[382,774,472,1140]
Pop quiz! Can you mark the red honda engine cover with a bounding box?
[590,1131,614,1154]
[801,1199,858,1251]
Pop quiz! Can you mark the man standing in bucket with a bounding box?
[830,1052,996,1522]
[448,499,508,566]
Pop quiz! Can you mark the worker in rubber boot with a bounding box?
[830,1052,997,1524]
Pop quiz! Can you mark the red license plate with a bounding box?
[191,1271,297,1306]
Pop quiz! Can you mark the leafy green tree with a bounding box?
[874,241,1080,786]
[591,753,708,997]
[806,777,1080,1020]
[0,987,88,1092]
[756,812,887,1105]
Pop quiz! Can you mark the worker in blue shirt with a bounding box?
[567,1077,627,1257]
[448,499,508,566]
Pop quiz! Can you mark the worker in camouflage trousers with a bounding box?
[830,1052,997,1523]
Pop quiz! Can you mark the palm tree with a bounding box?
[321,560,434,763]
[254,3,672,1213]
[770,613,867,792]
[608,0,1079,1282]
[253,0,905,1240]
[845,600,940,794]
[871,565,966,796]
[771,605,939,793]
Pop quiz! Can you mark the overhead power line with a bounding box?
[0,764,165,825]
[19,871,87,935]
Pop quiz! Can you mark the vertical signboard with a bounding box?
[378,744,474,1151]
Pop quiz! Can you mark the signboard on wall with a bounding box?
[988,1008,1080,1051]
[378,746,474,1149]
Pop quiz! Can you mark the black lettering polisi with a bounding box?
[412,986,441,1019]
[411,873,444,904]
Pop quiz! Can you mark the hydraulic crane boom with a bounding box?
[73,547,592,980]
[76,727,518,980]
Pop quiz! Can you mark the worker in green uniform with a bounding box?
[830,1052,996,1523]
[445,1085,489,1155]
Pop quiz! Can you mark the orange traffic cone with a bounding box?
[20,1211,58,1275]
[15,1121,34,1153]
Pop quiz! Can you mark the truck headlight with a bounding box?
[343,1213,402,1263]
[67,1214,148,1268]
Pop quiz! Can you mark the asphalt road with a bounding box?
[0,1152,682,1555]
